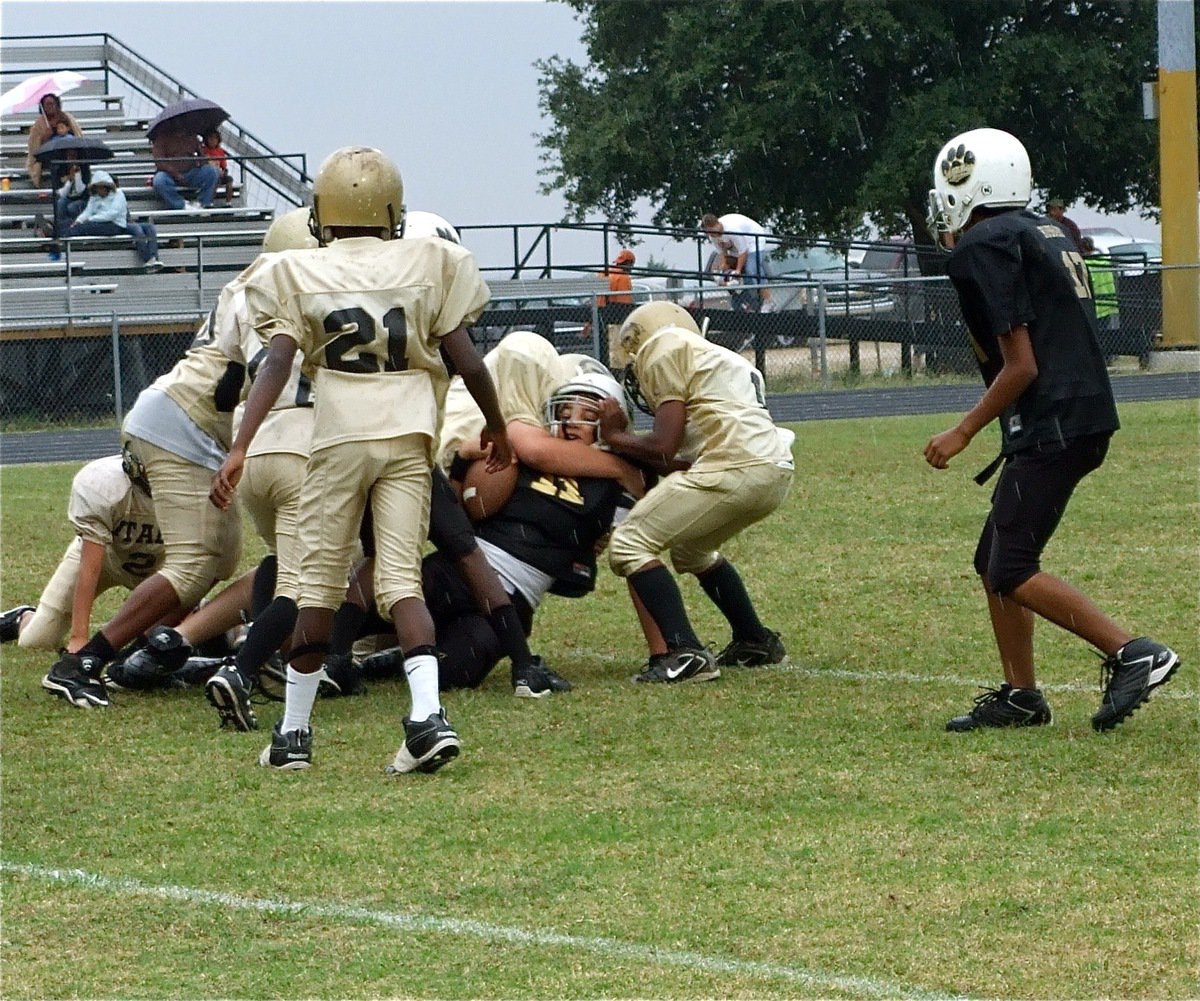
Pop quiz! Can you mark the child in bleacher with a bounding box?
[202,129,234,205]
[65,170,164,270]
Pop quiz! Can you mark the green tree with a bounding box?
[537,0,1160,242]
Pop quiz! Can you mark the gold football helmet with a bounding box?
[613,300,700,367]
[261,207,319,253]
[310,146,405,244]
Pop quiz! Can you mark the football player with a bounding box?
[598,301,795,683]
[210,146,512,774]
[1,453,165,653]
[39,230,259,707]
[360,371,637,693]
[924,127,1179,732]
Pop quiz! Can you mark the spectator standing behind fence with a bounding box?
[1046,197,1085,254]
[1081,236,1119,332]
[701,212,774,312]
[25,93,82,188]
[598,248,636,305]
[201,128,235,205]
[63,170,164,270]
[151,123,219,210]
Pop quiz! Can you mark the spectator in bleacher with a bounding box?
[25,93,82,188]
[701,212,775,312]
[64,170,164,270]
[150,123,219,210]
[201,128,235,205]
[54,160,91,231]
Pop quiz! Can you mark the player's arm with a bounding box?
[210,334,297,509]
[506,421,644,497]
[441,326,513,473]
[924,324,1038,469]
[66,538,106,653]
[596,397,687,469]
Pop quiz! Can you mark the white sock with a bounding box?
[280,667,322,734]
[405,654,440,721]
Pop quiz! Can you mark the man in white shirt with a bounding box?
[701,212,774,311]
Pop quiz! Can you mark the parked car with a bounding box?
[766,246,896,317]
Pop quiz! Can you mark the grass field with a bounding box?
[1,401,1197,1000]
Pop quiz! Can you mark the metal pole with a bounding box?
[111,311,124,424]
[1157,0,1200,347]
[818,285,830,389]
[590,293,602,362]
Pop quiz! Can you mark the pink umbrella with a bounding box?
[0,71,88,116]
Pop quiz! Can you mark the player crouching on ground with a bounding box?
[598,302,795,684]
[2,452,165,654]
[924,127,1179,732]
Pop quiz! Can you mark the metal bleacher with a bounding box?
[0,33,312,339]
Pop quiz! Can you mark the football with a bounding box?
[458,458,518,522]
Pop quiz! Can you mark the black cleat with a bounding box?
[1092,638,1180,732]
[42,652,109,708]
[387,708,460,774]
[716,630,787,667]
[105,625,193,690]
[946,684,1052,731]
[0,605,34,643]
[513,656,573,698]
[258,721,312,769]
[318,653,367,698]
[359,646,406,681]
[632,646,720,684]
[204,663,259,731]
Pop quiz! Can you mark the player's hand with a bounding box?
[480,427,515,473]
[597,397,629,440]
[924,427,970,469]
[210,450,245,509]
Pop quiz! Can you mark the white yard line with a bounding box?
[1,861,967,1001]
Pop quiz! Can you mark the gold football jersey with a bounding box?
[67,455,164,581]
[635,327,791,470]
[245,236,489,452]
[437,330,563,467]
[152,259,274,451]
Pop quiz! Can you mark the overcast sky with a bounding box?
[6,0,1161,248]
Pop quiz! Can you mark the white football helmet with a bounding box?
[310,146,405,245]
[544,371,628,438]
[612,300,700,368]
[262,207,319,253]
[926,127,1031,241]
[404,210,461,244]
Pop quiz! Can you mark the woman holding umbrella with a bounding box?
[25,93,82,187]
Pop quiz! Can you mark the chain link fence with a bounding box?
[0,266,1186,432]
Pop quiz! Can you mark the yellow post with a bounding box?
[1158,0,1200,348]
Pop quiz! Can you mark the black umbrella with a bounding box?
[34,134,115,164]
[147,98,229,141]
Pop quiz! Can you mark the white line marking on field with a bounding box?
[1,861,968,1000]
[579,650,1196,701]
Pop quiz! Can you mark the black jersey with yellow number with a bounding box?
[475,464,625,597]
[947,209,1119,454]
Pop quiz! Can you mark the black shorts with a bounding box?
[974,432,1111,595]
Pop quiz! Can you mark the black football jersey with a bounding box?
[948,210,1119,453]
[475,465,625,597]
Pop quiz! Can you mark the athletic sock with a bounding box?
[698,560,767,640]
[250,555,278,618]
[329,600,368,656]
[235,596,297,684]
[489,603,534,670]
[79,631,117,667]
[404,649,441,721]
[628,565,701,650]
[280,666,321,735]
